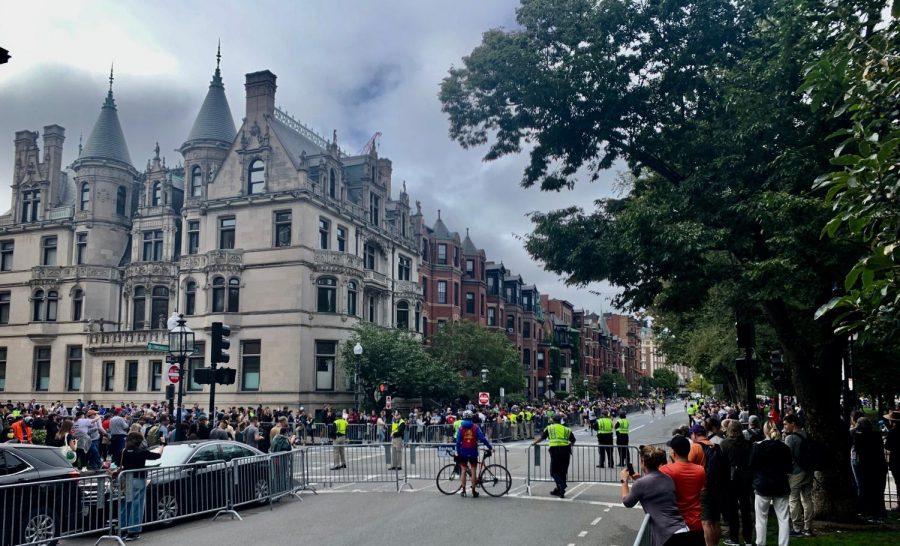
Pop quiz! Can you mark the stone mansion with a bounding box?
[0,56,424,409]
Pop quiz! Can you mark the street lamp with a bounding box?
[167,313,194,442]
[353,342,363,412]
[481,368,489,384]
[583,378,589,399]
[612,380,618,400]
[546,373,553,399]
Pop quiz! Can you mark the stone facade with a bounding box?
[0,61,422,410]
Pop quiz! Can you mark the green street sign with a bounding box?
[147,342,169,352]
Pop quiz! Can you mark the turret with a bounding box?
[180,44,237,200]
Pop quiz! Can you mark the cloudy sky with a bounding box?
[0,0,624,314]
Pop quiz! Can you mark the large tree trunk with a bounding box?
[763,299,857,521]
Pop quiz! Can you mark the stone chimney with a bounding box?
[13,130,38,184]
[42,125,65,188]
[245,70,277,121]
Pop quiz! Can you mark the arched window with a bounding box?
[396,300,409,330]
[248,159,265,195]
[212,277,225,312]
[32,289,45,321]
[151,182,161,206]
[227,277,240,313]
[46,290,58,322]
[191,166,203,197]
[317,277,336,313]
[72,289,83,321]
[151,286,169,328]
[116,186,127,216]
[80,182,90,211]
[132,286,146,329]
[347,281,357,316]
[185,281,196,315]
[329,169,337,198]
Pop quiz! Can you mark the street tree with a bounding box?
[652,368,679,396]
[341,323,461,411]
[440,0,887,519]
[428,320,524,402]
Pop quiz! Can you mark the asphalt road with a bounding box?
[61,401,686,546]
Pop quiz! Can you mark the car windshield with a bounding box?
[146,445,193,467]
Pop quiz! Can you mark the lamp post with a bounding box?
[546,373,553,399]
[167,313,194,443]
[583,378,589,400]
[353,342,363,412]
[612,380,618,400]
[481,368,489,384]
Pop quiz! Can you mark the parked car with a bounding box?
[0,444,83,546]
[85,440,271,526]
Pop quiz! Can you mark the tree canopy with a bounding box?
[428,320,524,402]
[441,0,894,519]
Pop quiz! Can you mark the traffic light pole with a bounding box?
[209,359,217,420]
[744,346,757,419]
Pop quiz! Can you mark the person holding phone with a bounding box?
[621,446,692,546]
[120,431,165,541]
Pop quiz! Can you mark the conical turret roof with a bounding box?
[80,72,133,167]
[462,229,478,254]
[184,48,236,147]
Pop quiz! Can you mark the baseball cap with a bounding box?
[689,424,706,436]
[667,435,691,457]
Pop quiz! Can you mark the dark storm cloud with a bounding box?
[0,0,624,314]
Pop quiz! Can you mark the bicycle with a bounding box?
[436,448,511,497]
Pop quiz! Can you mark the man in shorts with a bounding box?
[455,410,492,497]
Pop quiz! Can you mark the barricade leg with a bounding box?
[213,463,243,520]
[399,446,413,492]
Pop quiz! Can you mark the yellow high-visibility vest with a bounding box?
[596,417,613,434]
[335,418,348,435]
[546,424,571,447]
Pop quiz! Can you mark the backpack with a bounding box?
[701,442,729,495]
[146,425,161,448]
[795,432,825,472]
[270,434,291,453]
[459,426,478,450]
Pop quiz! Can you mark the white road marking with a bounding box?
[629,424,645,432]
[604,507,611,512]
[578,531,588,537]
[569,482,593,500]
[591,517,602,526]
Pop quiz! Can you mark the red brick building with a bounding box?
[604,312,643,393]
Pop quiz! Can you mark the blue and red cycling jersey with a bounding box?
[455,420,491,458]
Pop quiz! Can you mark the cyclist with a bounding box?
[455,410,493,497]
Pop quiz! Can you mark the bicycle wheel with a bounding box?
[436,464,462,495]
[479,464,511,497]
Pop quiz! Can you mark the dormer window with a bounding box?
[191,166,203,197]
[248,159,265,195]
[21,190,41,222]
[80,182,90,211]
[151,182,161,207]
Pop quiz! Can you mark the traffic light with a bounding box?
[215,367,236,385]
[736,321,755,349]
[194,367,214,385]
[379,383,387,393]
[211,322,230,364]
[0,47,9,65]
[770,351,786,387]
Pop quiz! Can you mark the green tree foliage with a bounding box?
[807,15,900,337]
[341,323,461,410]
[687,376,714,397]
[428,320,524,401]
[440,0,889,519]
[652,368,679,395]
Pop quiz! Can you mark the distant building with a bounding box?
[0,55,422,409]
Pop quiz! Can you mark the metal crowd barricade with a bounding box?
[109,460,237,536]
[301,444,402,491]
[230,454,276,509]
[525,444,642,495]
[632,514,651,546]
[346,423,378,443]
[310,423,331,444]
[402,442,509,489]
[0,473,118,546]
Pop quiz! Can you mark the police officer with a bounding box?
[507,410,518,441]
[331,414,348,470]
[524,407,534,439]
[388,411,405,471]
[596,409,614,468]
[533,414,576,498]
[615,411,630,466]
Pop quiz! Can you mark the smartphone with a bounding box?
[626,462,635,476]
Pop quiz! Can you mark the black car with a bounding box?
[0,444,84,546]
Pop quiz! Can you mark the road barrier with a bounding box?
[632,514,651,546]
[402,443,509,489]
[1,472,119,546]
[525,444,642,494]
[302,443,403,490]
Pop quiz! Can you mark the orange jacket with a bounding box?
[11,421,32,443]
